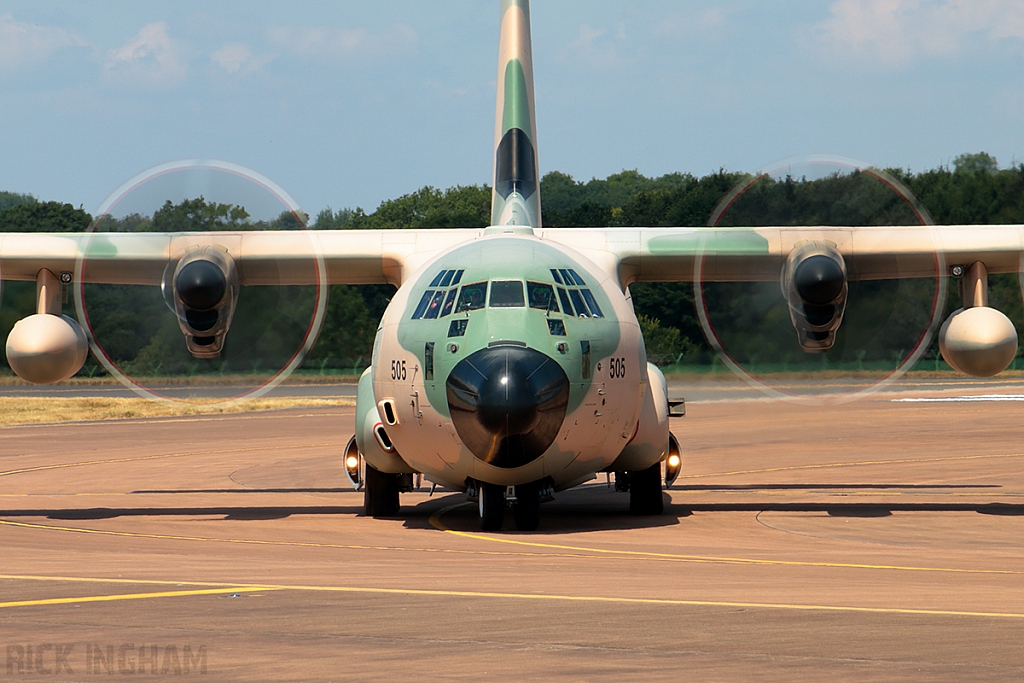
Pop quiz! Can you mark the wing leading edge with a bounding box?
[2,224,1023,288]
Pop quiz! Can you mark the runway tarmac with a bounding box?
[2,382,1024,680]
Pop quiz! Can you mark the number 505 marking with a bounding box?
[390,360,407,380]
[609,357,626,379]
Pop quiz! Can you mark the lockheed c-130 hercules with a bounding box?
[2,0,1021,531]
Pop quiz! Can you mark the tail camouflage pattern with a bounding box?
[491,0,541,228]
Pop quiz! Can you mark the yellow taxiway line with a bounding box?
[1,572,1024,620]
[3,515,1021,577]
[427,503,1023,576]
[0,586,272,609]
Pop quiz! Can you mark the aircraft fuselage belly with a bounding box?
[366,234,646,491]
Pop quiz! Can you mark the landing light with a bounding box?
[344,436,362,489]
[664,433,682,488]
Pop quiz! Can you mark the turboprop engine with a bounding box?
[938,261,1018,377]
[163,248,239,358]
[780,242,848,352]
[5,269,88,384]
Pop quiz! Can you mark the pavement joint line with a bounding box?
[0,442,345,478]
[0,573,265,588]
[2,511,1021,576]
[0,409,354,429]
[676,451,1024,480]
[1,576,1023,619]
[427,503,1024,576]
[0,519,658,562]
[0,586,273,609]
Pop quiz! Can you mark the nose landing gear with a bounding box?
[474,480,544,532]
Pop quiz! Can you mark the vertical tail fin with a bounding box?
[491,0,541,228]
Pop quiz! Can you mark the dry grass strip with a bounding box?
[0,397,354,425]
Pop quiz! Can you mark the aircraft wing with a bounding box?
[2,225,1022,288]
[0,229,483,287]
[539,225,1024,284]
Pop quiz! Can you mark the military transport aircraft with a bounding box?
[2,0,1021,531]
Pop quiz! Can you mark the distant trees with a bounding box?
[3,155,1024,377]
[0,191,37,212]
[0,200,90,233]
[314,185,491,230]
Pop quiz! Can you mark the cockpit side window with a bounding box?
[489,281,525,308]
[527,282,558,311]
[557,287,574,316]
[412,290,435,319]
[423,290,446,319]
[580,289,604,318]
[569,289,589,317]
[440,289,458,317]
[456,282,488,312]
[439,270,455,287]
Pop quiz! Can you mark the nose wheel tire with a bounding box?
[513,482,541,531]
[479,483,505,531]
[364,465,400,517]
[629,463,665,515]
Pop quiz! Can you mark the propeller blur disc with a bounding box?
[73,160,327,406]
[695,155,947,402]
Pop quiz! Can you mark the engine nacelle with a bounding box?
[939,307,1017,377]
[781,242,848,352]
[6,314,88,384]
[164,248,239,358]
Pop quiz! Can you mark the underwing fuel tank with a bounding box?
[6,314,88,384]
[938,261,1018,377]
[939,307,1017,377]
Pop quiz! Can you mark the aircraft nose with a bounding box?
[446,344,570,468]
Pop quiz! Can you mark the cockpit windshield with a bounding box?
[412,271,602,320]
[455,282,487,312]
[489,281,525,308]
[527,282,558,311]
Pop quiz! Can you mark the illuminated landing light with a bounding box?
[664,433,682,488]
[344,436,362,489]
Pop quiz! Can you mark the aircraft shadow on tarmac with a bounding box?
[677,483,1000,491]
[130,488,351,494]
[2,484,1020,529]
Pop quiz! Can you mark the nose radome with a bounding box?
[446,344,569,469]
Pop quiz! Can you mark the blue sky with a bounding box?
[1,0,1022,219]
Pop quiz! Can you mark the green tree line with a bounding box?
[1,152,1023,378]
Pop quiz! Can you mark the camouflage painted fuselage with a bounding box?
[364,230,648,491]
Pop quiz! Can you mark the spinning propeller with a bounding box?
[71,160,327,405]
[694,155,949,401]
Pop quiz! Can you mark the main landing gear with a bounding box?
[364,465,406,517]
[624,463,665,516]
[476,481,543,532]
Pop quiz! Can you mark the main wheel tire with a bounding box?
[629,463,664,515]
[513,482,541,531]
[479,482,505,531]
[364,465,400,517]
